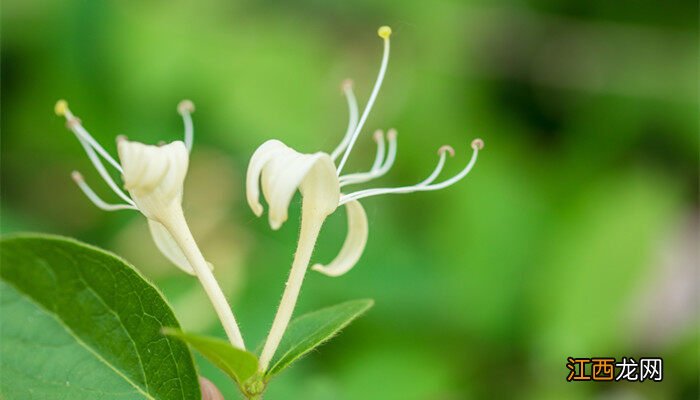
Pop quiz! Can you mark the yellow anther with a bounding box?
[378,26,392,40]
[55,99,68,116]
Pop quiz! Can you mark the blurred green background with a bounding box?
[2,0,698,399]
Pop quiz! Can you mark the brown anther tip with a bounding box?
[71,171,83,182]
[471,138,484,150]
[341,79,354,91]
[438,145,455,157]
[177,99,195,115]
[387,128,397,140]
[373,130,384,142]
[65,117,81,129]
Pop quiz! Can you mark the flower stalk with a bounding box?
[163,206,246,350]
[258,204,326,371]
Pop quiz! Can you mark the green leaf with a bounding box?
[0,234,200,400]
[163,328,258,385]
[267,299,374,377]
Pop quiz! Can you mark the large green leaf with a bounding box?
[163,328,258,385]
[0,234,200,400]
[267,299,374,377]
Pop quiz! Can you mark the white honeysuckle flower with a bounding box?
[55,99,246,350]
[247,26,484,278]
[247,140,340,230]
[118,139,189,220]
[55,99,204,275]
[251,25,484,372]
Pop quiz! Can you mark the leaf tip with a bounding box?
[356,298,375,312]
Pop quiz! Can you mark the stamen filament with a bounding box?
[178,100,195,152]
[55,101,132,205]
[373,128,398,175]
[339,130,385,186]
[417,145,452,185]
[336,26,392,175]
[339,128,397,187]
[75,133,136,206]
[423,139,482,191]
[71,171,137,211]
[339,139,482,205]
[330,80,359,161]
[56,101,124,173]
[370,130,386,171]
[340,144,448,202]
[72,125,123,173]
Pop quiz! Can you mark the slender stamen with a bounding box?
[71,171,137,211]
[74,130,136,205]
[369,130,386,171]
[330,80,359,161]
[339,139,482,205]
[55,100,123,173]
[55,100,133,205]
[339,128,397,187]
[418,145,453,185]
[341,144,450,202]
[336,26,392,175]
[374,128,397,174]
[339,130,385,186]
[424,139,482,190]
[177,100,195,152]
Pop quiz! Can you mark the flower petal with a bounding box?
[148,219,213,275]
[247,140,340,230]
[245,140,288,217]
[311,199,368,277]
[118,140,189,221]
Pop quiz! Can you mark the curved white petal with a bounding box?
[311,199,368,277]
[118,140,189,221]
[247,140,340,230]
[246,140,289,217]
[148,220,213,275]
